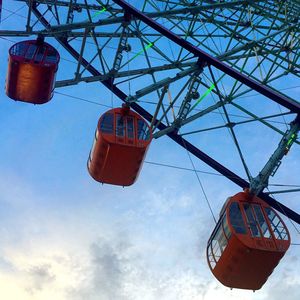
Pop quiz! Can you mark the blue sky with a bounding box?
[0,1,300,299]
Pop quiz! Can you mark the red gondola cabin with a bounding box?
[207,191,290,290]
[88,106,152,186]
[6,38,60,104]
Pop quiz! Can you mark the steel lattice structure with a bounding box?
[1,1,300,223]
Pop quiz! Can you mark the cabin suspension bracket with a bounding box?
[250,114,300,195]
[110,22,131,76]
[173,68,203,131]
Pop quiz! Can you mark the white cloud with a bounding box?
[0,156,299,300]
[27,264,56,292]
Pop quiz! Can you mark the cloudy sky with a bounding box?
[0,1,300,300]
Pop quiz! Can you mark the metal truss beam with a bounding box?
[250,116,300,195]
[55,62,196,88]
[18,0,262,15]
[113,0,300,114]
[18,0,285,36]
[16,0,112,11]
[128,66,198,102]
[31,2,300,225]
[0,30,227,38]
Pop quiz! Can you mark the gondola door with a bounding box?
[126,116,135,146]
[115,113,136,146]
[242,203,276,251]
[115,113,125,144]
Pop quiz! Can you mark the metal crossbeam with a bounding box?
[250,116,300,195]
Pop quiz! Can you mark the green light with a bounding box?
[189,74,226,112]
[126,42,153,64]
[190,83,215,111]
[287,133,296,146]
[91,7,107,19]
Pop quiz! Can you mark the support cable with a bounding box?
[208,66,253,181]
[181,136,217,224]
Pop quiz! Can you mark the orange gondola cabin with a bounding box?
[6,38,60,104]
[88,106,152,186]
[207,191,290,290]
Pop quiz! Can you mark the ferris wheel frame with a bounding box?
[18,0,299,225]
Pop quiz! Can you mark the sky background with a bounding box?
[0,1,300,300]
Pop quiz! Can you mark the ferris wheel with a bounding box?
[1,0,299,291]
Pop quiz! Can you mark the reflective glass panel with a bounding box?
[244,204,261,237]
[222,213,231,240]
[45,48,58,63]
[229,202,247,234]
[34,45,46,62]
[207,244,216,269]
[127,117,134,139]
[137,119,150,141]
[265,208,288,240]
[100,113,113,134]
[253,205,271,238]
[25,44,37,60]
[11,42,28,56]
[211,223,228,262]
[116,114,125,137]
